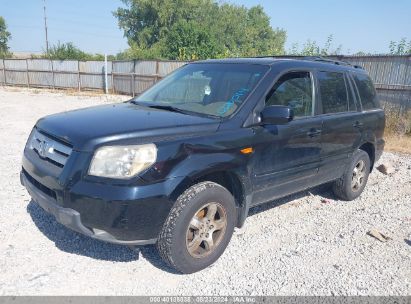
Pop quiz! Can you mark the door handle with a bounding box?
[307,128,322,137]
[353,121,364,128]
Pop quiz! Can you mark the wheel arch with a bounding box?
[170,169,249,228]
[358,142,375,171]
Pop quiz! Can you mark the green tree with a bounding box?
[165,20,222,60]
[389,38,411,55]
[242,5,286,56]
[114,0,286,60]
[43,42,106,60]
[288,35,342,56]
[0,16,12,57]
[116,41,163,60]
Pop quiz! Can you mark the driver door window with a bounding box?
[266,71,313,118]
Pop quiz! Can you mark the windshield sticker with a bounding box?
[218,88,249,115]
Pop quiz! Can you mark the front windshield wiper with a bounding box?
[130,100,183,112]
[130,100,221,119]
[144,104,192,115]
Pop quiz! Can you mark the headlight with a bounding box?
[88,144,157,179]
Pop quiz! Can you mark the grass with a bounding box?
[384,134,411,154]
[384,106,411,154]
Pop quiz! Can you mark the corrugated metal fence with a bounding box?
[0,58,186,96]
[332,55,411,111]
[0,56,410,110]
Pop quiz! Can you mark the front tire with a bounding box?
[157,181,236,274]
[332,149,371,201]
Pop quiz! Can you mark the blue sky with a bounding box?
[1,0,411,55]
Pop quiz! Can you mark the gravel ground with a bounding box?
[0,87,410,296]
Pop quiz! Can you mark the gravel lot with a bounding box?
[0,87,410,296]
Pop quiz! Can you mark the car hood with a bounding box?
[36,102,220,151]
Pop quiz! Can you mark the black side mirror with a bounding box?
[260,105,294,125]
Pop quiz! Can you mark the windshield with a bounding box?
[133,63,269,118]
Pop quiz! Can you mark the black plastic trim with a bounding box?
[21,171,157,246]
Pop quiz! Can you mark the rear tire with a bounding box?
[157,181,236,274]
[332,149,370,201]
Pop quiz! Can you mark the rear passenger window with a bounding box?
[266,72,313,117]
[318,71,349,114]
[353,73,379,110]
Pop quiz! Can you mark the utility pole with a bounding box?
[43,0,49,53]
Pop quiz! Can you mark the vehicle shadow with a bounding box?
[26,183,336,272]
[138,245,181,274]
[130,184,336,274]
[26,200,182,273]
[26,200,138,262]
[248,183,336,217]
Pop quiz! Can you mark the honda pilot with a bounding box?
[21,57,385,273]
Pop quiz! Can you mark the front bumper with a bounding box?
[21,171,157,245]
[21,146,184,245]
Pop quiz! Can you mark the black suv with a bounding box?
[21,57,385,273]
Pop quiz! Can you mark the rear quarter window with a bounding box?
[353,73,380,110]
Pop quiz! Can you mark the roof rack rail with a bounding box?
[309,56,364,69]
[263,55,364,69]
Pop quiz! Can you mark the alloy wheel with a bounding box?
[185,202,227,258]
[351,159,366,192]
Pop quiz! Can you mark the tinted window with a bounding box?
[353,73,379,110]
[318,71,349,114]
[266,72,313,117]
[134,63,268,117]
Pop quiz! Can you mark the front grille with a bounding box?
[28,129,73,168]
[22,169,57,200]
